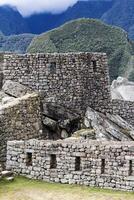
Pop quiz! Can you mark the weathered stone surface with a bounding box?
[84,107,134,141]
[73,129,95,139]
[43,103,81,121]
[42,103,81,138]
[2,96,15,105]
[0,93,43,164]
[5,176,14,181]
[1,170,13,177]
[0,91,9,103]
[43,116,57,132]
[58,118,81,134]
[6,139,134,191]
[2,80,32,98]
[61,129,68,139]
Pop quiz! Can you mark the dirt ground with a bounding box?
[0,177,134,200]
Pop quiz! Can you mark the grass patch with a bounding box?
[0,176,134,200]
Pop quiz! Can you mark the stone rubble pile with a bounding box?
[42,103,82,140]
[83,107,134,141]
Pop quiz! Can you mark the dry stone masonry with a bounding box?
[0,93,43,164]
[0,52,134,191]
[3,53,134,126]
[6,139,134,191]
[112,100,134,126]
[3,53,111,112]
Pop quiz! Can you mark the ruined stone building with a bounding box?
[0,52,134,191]
[3,53,111,112]
[3,53,134,125]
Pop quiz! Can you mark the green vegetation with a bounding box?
[0,176,134,200]
[0,32,34,53]
[0,6,29,36]
[101,0,134,40]
[27,19,133,81]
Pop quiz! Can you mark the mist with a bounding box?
[0,0,80,16]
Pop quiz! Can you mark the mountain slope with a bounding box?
[0,32,34,53]
[27,19,133,81]
[0,6,29,35]
[1,0,134,41]
[25,1,113,34]
[102,0,134,39]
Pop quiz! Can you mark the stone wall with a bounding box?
[3,53,111,112]
[2,52,134,126]
[0,93,43,164]
[112,100,134,126]
[7,139,134,191]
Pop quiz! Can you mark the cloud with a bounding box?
[0,0,79,16]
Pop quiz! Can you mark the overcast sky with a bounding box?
[0,0,84,16]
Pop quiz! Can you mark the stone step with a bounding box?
[5,177,14,181]
[1,170,13,178]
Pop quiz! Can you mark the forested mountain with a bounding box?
[27,19,133,81]
[0,1,134,81]
[0,6,29,35]
[1,0,134,40]
[102,0,134,39]
[25,1,113,34]
[0,1,113,35]
[0,32,34,53]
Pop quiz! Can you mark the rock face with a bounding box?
[73,129,95,139]
[2,96,15,105]
[0,91,16,108]
[43,103,81,121]
[2,80,32,98]
[111,77,134,101]
[84,107,134,141]
[42,103,81,140]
